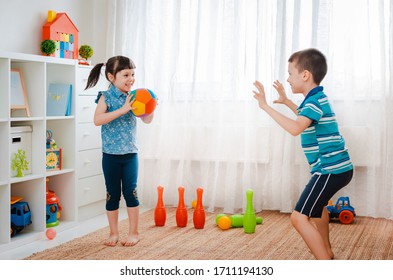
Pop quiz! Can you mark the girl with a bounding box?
[85,56,154,246]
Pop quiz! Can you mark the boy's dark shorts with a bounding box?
[294,169,353,218]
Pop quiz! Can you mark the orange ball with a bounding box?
[130,88,157,117]
[46,228,56,240]
[191,199,197,208]
[217,216,232,230]
[215,213,226,224]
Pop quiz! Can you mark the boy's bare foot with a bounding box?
[328,248,335,259]
[104,234,119,247]
[326,241,334,259]
[121,234,139,247]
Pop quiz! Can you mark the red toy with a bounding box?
[46,178,62,227]
[176,186,188,227]
[193,187,205,229]
[154,185,166,226]
[42,10,79,59]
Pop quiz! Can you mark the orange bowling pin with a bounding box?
[154,185,166,226]
[176,186,188,227]
[193,187,205,229]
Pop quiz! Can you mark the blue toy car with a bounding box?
[11,198,32,237]
[326,196,356,224]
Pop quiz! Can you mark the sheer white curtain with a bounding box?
[104,0,393,218]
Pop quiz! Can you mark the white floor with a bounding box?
[0,207,139,260]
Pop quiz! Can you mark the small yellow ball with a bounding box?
[217,216,232,230]
[192,199,197,208]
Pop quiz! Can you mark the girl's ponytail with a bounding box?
[85,63,105,90]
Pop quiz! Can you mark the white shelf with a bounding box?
[46,168,75,177]
[0,52,78,252]
[0,51,77,65]
[10,174,44,184]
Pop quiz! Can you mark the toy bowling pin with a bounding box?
[154,185,166,226]
[176,186,188,227]
[193,187,205,229]
[243,188,257,234]
[230,214,263,228]
[215,213,263,228]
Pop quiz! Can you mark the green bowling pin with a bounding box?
[215,213,262,228]
[243,188,257,234]
[230,214,263,227]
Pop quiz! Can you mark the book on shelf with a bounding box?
[46,83,72,116]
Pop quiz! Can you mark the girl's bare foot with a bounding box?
[121,234,139,247]
[104,234,119,247]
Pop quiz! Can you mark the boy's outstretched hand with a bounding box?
[272,80,289,104]
[253,80,268,110]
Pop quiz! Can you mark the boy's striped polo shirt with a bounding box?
[297,86,353,175]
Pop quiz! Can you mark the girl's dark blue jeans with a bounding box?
[102,152,139,211]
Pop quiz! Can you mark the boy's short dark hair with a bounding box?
[288,48,327,85]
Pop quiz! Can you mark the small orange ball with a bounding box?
[191,199,197,208]
[215,213,226,224]
[46,228,56,240]
[217,216,232,230]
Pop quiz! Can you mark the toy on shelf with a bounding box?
[42,10,79,59]
[40,39,56,56]
[10,196,32,237]
[326,196,356,224]
[216,213,263,230]
[129,88,157,117]
[46,130,62,171]
[78,45,93,65]
[46,178,62,227]
[10,70,31,117]
[11,149,29,177]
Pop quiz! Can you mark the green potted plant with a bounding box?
[11,149,29,177]
[78,45,94,65]
[40,39,56,56]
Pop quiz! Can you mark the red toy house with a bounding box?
[42,11,79,59]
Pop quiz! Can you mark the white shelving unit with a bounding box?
[0,52,78,252]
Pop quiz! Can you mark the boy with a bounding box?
[253,48,353,259]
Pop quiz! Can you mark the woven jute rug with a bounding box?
[25,208,393,260]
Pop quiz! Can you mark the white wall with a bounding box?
[0,0,108,63]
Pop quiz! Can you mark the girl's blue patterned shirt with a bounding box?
[95,84,138,154]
